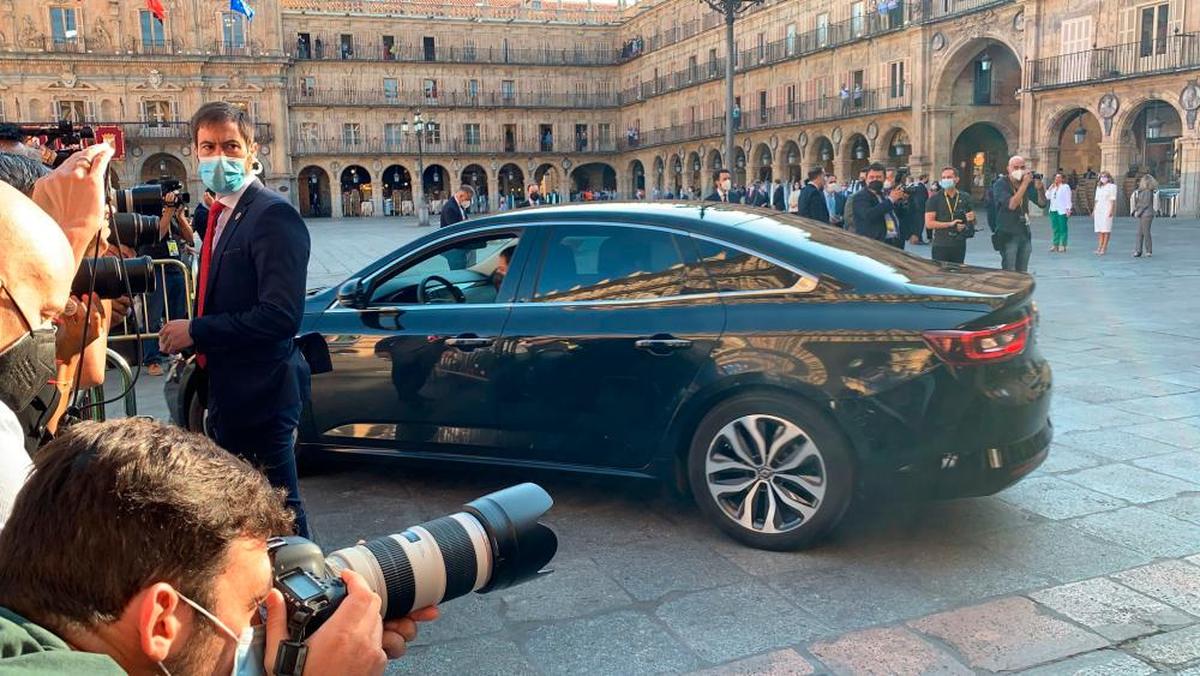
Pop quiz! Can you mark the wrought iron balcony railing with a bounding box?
[1026,33,1200,91]
[291,36,621,66]
[290,136,618,156]
[289,87,621,109]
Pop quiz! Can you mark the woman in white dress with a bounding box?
[1093,171,1117,255]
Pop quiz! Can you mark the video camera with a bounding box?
[268,483,557,642]
[12,121,96,169]
[113,178,190,218]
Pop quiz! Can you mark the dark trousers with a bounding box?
[141,265,189,366]
[211,405,310,538]
[932,245,966,263]
[885,237,905,250]
[1000,233,1032,272]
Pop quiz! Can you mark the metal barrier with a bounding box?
[107,258,197,345]
[78,348,138,421]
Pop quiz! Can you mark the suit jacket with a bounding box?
[705,190,737,203]
[850,188,897,242]
[190,180,312,426]
[797,183,830,223]
[771,185,785,211]
[440,199,466,227]
[193,203,210,242]
[751,189,769,207]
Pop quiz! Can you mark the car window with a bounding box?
[369,233,520,305]
[533,226,700,302]
[692,239,807,293]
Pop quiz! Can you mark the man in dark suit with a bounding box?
[191,189,215,241]
[158,102,312,537]
[907,174,930,244]
[751,181,769,207]
[823,174,848,227]
[770,179,785,211]
[440,185,472,227]
[850,162,906,247]
[706,169,737,203]
[796,167,830,223]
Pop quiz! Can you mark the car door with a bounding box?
[490,223,726,470]
[308,228,530,456]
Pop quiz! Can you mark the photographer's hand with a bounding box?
[382,606,440,658]
[31,143,115,269]
[265,569,387,676]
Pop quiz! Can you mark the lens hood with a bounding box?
[464,483,557,592]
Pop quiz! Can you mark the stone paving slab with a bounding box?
[997,475,1128,520]
[808,627,971,676]
[524,609,702,675]
[1059,463,1200,504]
[1070,507,1200,558]
[1112,559,1200,616]
[1028,576,1195,642]
[688,649,817,675]
[1132,451,1200,485]
[1125,624,1200,668]
[1014,649,1157,676]
[907,597,1108,672]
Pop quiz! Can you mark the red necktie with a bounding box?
[194,202,226,368]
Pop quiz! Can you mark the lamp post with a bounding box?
[702,0,764,178]
[401,110,430,227]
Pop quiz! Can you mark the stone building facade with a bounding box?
[0,0,1196,217]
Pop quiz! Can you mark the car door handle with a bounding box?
[444,335,495,351]
[635,337,693,353]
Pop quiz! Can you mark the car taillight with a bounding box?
[923,316,1032,365]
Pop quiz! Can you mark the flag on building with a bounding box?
[146,0,166,23]
[230,0,255,21]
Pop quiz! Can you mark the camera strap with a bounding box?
[273,640,308,676]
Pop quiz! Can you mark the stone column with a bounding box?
[487,170,500,212]
[330,175,344,219]
[925,109,955,171]
[833,157,854,185]
[1036,146,1060,177]
[1176,137,1200,218]
[1100,141,1135,215]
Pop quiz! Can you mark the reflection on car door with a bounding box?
[492,223,726,470]
[309,230,528,455]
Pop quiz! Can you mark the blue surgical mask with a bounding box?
[160,593,266,676]
[199,156,249,195]
[939,178,956,190]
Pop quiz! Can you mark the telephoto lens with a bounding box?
[107,213,161,248]
[269,483,557,638]
[113,184,168,216]
[71,256,156,299]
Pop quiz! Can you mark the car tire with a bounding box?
[185,389,209,437]
[687,393,854,551]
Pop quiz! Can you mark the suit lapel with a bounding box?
[205,180,266,301]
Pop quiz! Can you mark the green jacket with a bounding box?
[0,607,124,674]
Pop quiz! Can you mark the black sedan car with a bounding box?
[167,202,1052,550]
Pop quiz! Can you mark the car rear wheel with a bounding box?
[185,389,208,436]
[687,394,854,551]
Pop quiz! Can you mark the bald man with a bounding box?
[989,155,1047,272]
[0,182,74,529]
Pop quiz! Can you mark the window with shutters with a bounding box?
[424,122,441,144]
[598,123,611,147]
[383,78,399,102]
[1139,3,1169,57]
[467,79,479,101]
[463,39,476,61]
[384,123,403,146]
[299,122,319,144]
[758,90,768,121]
[57,100,86,123]
[786,84,797,117]
[888,61,905,98]
[850,3,864,37]
[786,24,797,56]
[423,79,438,102]
[50,7,78,45]
[301,76,316,97]
[501,80,514,102]
[756,33,765,63]
[1061,17,1093,54]
[342,122,361,146]
[817,13,830,46]
[222,13,246,50]
[143,100,172,125]
[463,123,481,146]
[140,11,166,49]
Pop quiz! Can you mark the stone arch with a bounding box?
[951,122,1009,200]
[685,151,702,197]
[781,140,802,184]
[298,165,331,218]
[422,164,448,201]
[460,163,487,204]
[382,164,413,216]
[750,142,773,182]
[628,159,646,197]
[844,133,872,176]
[809,136,835,175]
[667,153,683,195]
[339,165,372,217]
[534,163,561,200]
[652,155,665,193]
[498,163,525,204]
[139,152,187,184]
[1116,98,1184,184]
[930,35,1023,107]
[881,126,912,165]
[1112,96,1186,145]
[570,162,617,198]
[1046,108,1103,179]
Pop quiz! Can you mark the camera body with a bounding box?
[113,181,190,218]
[268,537,348,640]
[1031,172,1045,181]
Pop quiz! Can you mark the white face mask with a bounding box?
[159,593,266,676]
[1011,169,1026,181]
[883,180,894,190]
[825,182,839,193]
[1099,176,1109,184]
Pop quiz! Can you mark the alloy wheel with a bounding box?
[704,414,827,534]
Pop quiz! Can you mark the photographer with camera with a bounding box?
[924,167,977,264]
[990,155,1048,272]
[139,185,195,376]
[0,419,438,674]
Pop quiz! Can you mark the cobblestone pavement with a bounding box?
[125,210,1200,674]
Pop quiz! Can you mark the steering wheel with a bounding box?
[417,275,466,304]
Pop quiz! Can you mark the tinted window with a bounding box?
[534,226,701,302]
[369,233,519,305]
[693,239,803,293]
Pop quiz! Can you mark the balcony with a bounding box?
[1026,33,1200,91]
[617,85,912,151]
[291,36,621,66]
[291,136,617,156]
[289,87,622,109]
[103,121,274,145]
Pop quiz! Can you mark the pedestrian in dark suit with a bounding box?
[850,163,906,247]
[706,169,737,203]
[823,175,848,227]
[771,180,785,211]
[440,186,471,227]
[797,167,830,223]
[157,103,312,537]
[907,176,929,244]
[192,189,215,241]
[751,182,769,207]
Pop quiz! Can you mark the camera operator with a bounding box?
[0,419,438,674]
[140,188,195,376]
[924,166,977,264]
[990,155,1048,272]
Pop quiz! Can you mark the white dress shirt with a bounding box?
[209,177,259,250]
[0,401,31,533]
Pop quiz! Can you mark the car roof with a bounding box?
[465,201,764,236]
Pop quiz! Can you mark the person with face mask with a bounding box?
[1092,171,1117,255]
[850,163,907,247]
[797,167,830,224]
[989,155,1048,272]
[1046,172,1073,253]
[823,174,848,227]
[0,419,438,674]
[440,185,474,228]
[924,166,977,264]
[157,102,314,538]
[706,169,736,203]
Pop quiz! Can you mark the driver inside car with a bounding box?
[492,245,516,291]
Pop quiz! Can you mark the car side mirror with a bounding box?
[336,278,366,309]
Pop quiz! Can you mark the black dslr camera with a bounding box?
[113,180,190,218]
[12,121,95,168]
[268,483,557,658]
